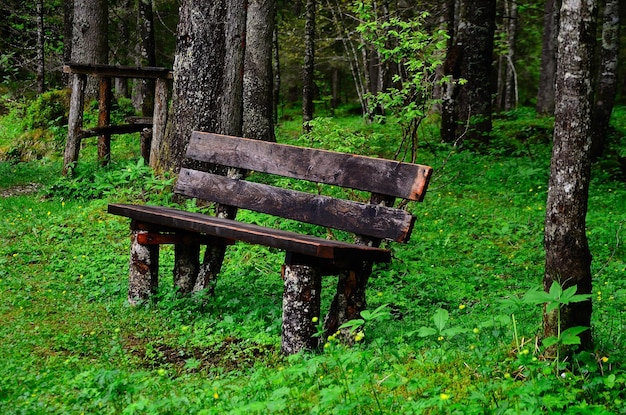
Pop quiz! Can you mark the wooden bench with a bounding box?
[108,132,432,354]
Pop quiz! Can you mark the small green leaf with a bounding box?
[417,327,437,337]
[433,308,449,332]
[560,326,589,345]
[523,287,552,305]
[542,336,559,348]
[441,326,468,338]
[604,374,616,388]
[338,319,364,332]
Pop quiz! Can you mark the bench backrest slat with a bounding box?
[187,132,432,202]
[176,168,415,242]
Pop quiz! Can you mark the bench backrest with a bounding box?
[174,132,432,243]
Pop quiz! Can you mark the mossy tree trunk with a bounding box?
[156,0,246,173]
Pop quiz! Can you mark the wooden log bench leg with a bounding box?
[174,237,200,294]
[128,229,159,305]
[323,261,373,345]
[194,243,228,295]
[281,254,322,355]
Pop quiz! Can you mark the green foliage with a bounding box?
[524,282,592,360]
[46,158,174,203]
[417,308,469,341]
[355,6,448,162]
[24,89,70,130]
[0,106,625,413]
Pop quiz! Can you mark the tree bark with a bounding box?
[503,0,518,111]
[442,0,496,145]
[544,0,597,353]
[591,0,619,160]
[63,0,74,87]
[302,0,315,132]
[128,229,159,305]
[71,0,108,99]
[243,0,276,142]
[281,262,322,354]
[158,0,247,173]
[536,0,560,115]
[36,0,45,94]
[133,0,157,115]
[272,24,281,124]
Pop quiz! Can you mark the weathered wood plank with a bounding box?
[175,168,415,242]
[187,132,433,201]
[108,203,391,263]
[136,232,234,246]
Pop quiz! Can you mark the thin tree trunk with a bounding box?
[452,0,496,145]
[302,0,315,132]
[273,24,280,124]
[36,0,45,94]
[536,0,560,115]
[243,0,276,142]
[503,0,518,111]
[62,0,74,87]
[325,0,370,117]
[134,0,157,115]
[544,0,597,353]
[591,0,619,160]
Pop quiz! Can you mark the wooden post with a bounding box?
[174,241,200,294]
[98,76,112,166]
[129,229,159,305]
[140,128,152,162]
[323,194,393,343]
[281,260,322,355]
[63,73,87,175]
[150,77,169,169]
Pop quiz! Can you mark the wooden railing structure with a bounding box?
[62,63,173,175]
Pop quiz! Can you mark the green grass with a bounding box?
[0,107,625,414]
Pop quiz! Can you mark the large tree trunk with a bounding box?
[243,0,276,142]
[71,0,108,98]
[156,1,246,172]
[156,0,247,294]
[544,0,597,353]
[536,0,560,115]
[442,0,496,146]
[591,0,620,160]
[302,0,315,132]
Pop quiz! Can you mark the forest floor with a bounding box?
[1,105,626,414]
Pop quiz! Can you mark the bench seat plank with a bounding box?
[108,203,392,263]
[175,168,415,242]
[188,132,433,202]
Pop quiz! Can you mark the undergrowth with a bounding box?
[0,106,625,414]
